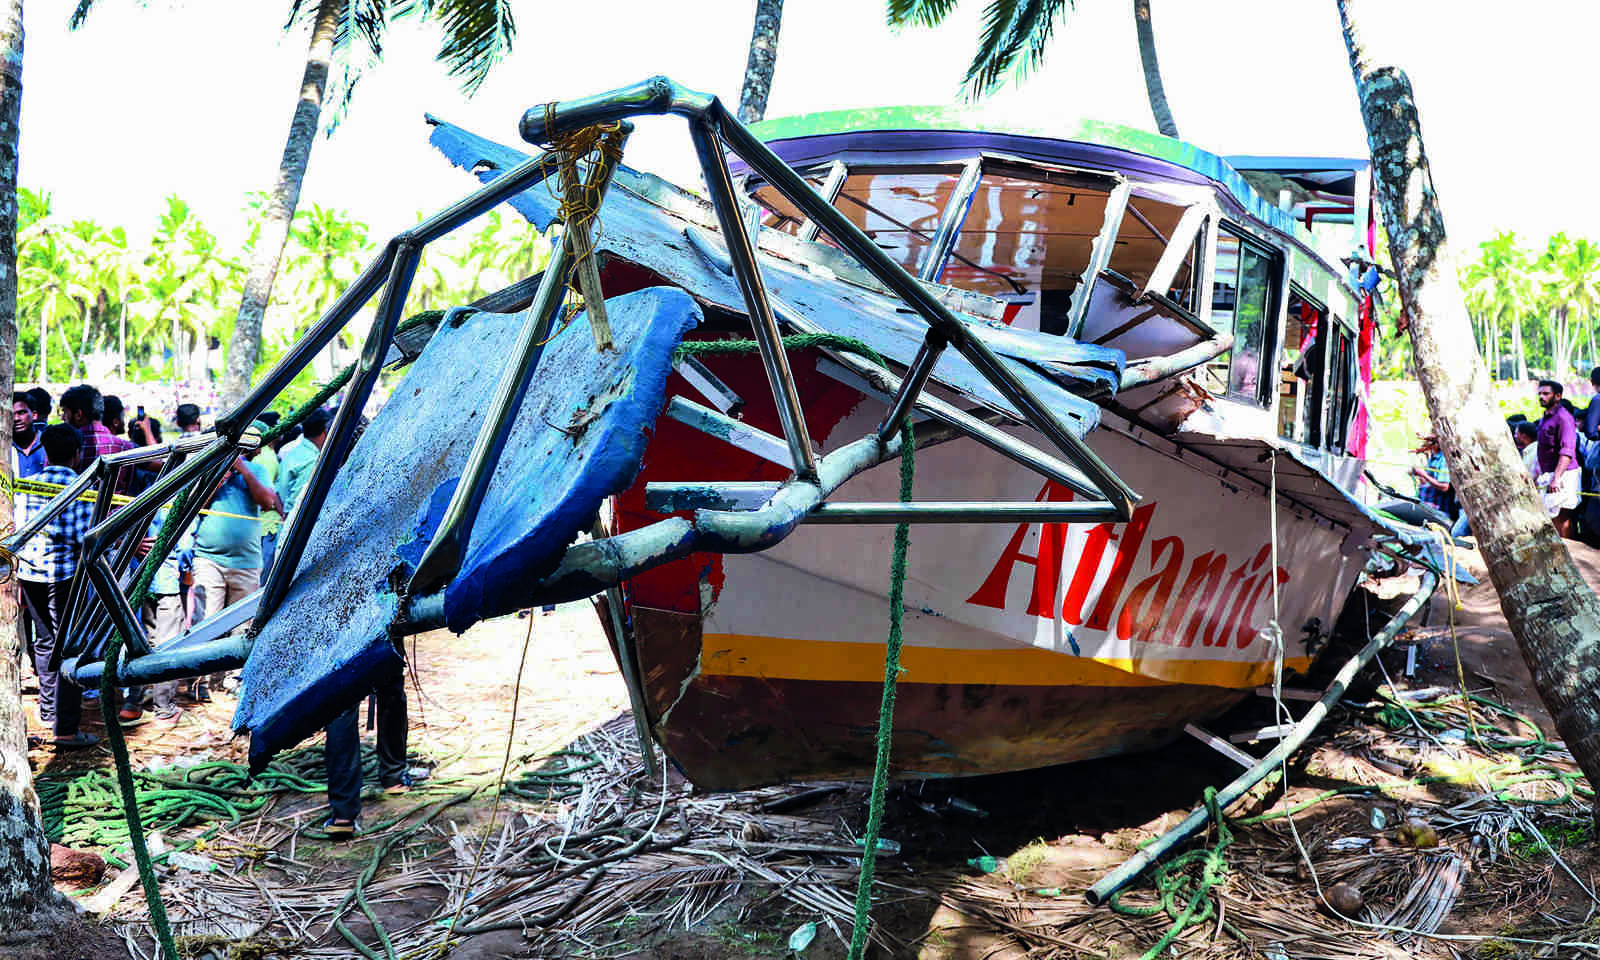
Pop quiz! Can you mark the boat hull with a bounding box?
[612,345,1369,789]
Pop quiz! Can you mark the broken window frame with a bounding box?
[746,153,1229,355]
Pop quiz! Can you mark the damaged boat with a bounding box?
[23,77,1411,790]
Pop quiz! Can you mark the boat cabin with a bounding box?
[740,108,1373,469]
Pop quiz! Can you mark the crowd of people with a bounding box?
[11,382,402,835]
[1409,368,1600,542]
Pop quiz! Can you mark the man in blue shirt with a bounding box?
[190,449,281,701]
[11,392,44,478]
[16,424,98,748]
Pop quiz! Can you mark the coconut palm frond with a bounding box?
[428,0,515,95]
[964,0,1027,95]
[963,0,1074,96]
[885,0,961,29]
[1022,0,1073,80]
[68,0,99,30]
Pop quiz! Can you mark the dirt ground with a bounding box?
[21,542,1600,960]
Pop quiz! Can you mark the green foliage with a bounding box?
[1508,820,1591,859]
[16,189,552,396]
[887,0,1077,96]
[1458,230,1600,383]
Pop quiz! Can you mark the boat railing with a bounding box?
[8,75,1143,685]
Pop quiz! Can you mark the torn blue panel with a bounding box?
[425,118,1122,422]
[442,289,702,633]
[235,287,701,769]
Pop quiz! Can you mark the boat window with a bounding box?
[748,173,828,236]
[1279,288,1328,445]
[1326,323,1359,453]
[1208,227,1280,406]
[1106,198,1201,311]
[938,170,1117,334]
[819,166,970,276]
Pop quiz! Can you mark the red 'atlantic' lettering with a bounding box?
[1116,535,1183,642]
[1195,549,1264,647]
[1062,523,1116,625]
[1165,552,1229,647]
[968,487,1296,651]
[1086,503,1154,630]
[966,481,1076,613]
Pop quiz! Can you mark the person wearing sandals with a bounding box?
[322,662,411,838]
[16,424,99,749]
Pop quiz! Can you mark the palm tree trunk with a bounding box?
[218,0,341,409]
[0,0,63,933]
[1134,0,1179,138]
[118,300,125,377]
[35,294,46,381]
[736,0,783,124]
[1338,0,1600,822]
[57,321,76,380]
[1484,312,1497,379]
[1514,312,1526,381]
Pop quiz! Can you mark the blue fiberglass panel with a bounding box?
[426,118,1122,421]
[234,287,700,769]
[438,292,700,633]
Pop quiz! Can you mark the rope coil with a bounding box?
[538,107,627,350]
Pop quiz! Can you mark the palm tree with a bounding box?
[1132,1,1177,137]
[18,224,92,381]
[133,196,240,380]
[738,0,784,124]
[70,0,517,409]
[283,202,369,371]
[1546,234,1600,379]
[886,1,1181,137]
[1336,0,1600,818]
[0,0,62,935]
[82,222,139,377]
[1463,233,1531,381]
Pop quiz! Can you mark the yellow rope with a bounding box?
[13,476,264,522]
[533,108,627,347]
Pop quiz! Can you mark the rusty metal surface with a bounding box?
[630,605,1245,790]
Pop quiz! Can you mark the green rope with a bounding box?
[672,333,911,960]
[1108,788,1236,959]
[36,746,441,855]
[99,486,191,959]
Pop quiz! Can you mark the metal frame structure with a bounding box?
[7,75,1142,686]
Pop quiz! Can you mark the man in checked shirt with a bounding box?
[16,423,99,749]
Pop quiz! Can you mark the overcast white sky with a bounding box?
[19,1,1595,255]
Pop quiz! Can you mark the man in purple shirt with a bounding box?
[1536,379,1581,538]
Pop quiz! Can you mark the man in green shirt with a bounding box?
[276,407,328,519]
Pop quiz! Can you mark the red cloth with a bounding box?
[1348,291,1376,459]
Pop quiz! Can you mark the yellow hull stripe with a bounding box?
[701,633,1311,690]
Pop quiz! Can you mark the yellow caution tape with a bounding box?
[12,476,265,523]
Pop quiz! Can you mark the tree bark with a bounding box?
[217,0,341,409]
[1338,0,1600,819]
[1134,0,1179,138]
[736,0,783,125]
[0,0,62,933]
